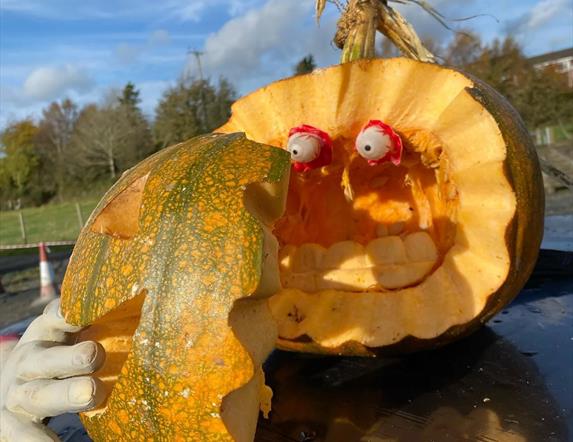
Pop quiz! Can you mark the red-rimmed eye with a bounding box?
[287,125,333,172]
[355,120,403,166]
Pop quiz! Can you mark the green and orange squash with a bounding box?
[61,58,544,441]
[61,133,290,441]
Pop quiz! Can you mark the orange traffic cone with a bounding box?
[39,242,58,302]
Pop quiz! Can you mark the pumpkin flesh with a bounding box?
[218,58,544,355]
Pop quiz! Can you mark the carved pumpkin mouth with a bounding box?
[275,131,453,293]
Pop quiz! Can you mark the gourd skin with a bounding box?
[61,133,290,441]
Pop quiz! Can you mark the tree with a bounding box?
[71,97,153,182]
[0,159,14,208]
[294,55,316,75]
[444,31,482,67]
[0,120,39,204]
[209,78,236,130]
[35,99,79,199]
[117,82,154,165]
[154,77,237,148]
[118,82,141,109]
[444,35,572,131]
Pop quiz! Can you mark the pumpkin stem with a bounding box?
[324,0,436,63]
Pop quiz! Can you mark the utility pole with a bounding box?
[186,48,208,129]
[190,49,205,81]
[184,48,205,82]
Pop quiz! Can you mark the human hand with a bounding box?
[0,299,106,442]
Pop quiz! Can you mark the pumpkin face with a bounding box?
[61,133,290,441]
[218,58,544,355]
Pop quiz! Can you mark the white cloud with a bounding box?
[115,43,143,64]
[199,0,338,93]
[504,0,571,35]
[0,0,265,21]
[0,0,117,19]
[165,0,207,22]
[0,0,52,15]
[164,0,263,21]
[115,30,174,65]
[23,64,94,101]
[149,29,171,46]
[526,0,570,29]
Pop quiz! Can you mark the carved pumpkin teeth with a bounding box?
[292,244,326,273]
[280,232,438,291]
[366,236,408,265]
[321,241,368,270]
[387,221,405,235]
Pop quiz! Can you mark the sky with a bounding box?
[1,0,572,128]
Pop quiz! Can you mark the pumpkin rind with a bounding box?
[61,133,290,441]
[218,58,544,355]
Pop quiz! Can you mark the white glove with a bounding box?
[1,299,106,442]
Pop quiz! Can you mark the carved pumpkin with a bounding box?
[217,58,544,356]
[61,133,290,441]
[61,57,543,441]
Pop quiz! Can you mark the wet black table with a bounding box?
[0,236,568,441]
[257,253,573,442]
[38,248,572,442]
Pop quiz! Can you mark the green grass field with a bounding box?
[0,201,98,246]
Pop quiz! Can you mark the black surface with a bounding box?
[41,254,573,442]
[256,273,573,442]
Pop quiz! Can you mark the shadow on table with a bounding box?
[256,326,568,442]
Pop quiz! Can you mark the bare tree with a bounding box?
[71,83,153,182]
[72,105,137,180]
[444,30,482,67]
[36,99,79,198]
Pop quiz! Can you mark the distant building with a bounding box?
[528,47,573,88]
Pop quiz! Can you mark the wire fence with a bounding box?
[0,201,97,250]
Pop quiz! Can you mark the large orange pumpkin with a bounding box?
[61,57,544,441]
[218,58,544,356]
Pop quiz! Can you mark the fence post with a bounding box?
[18,211,27,244]
[75,202,84,231]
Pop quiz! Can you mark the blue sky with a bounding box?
[1,0,572,128]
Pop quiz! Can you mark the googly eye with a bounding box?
[287,133,322,163]
[355,125,391,161]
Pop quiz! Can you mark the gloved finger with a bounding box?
[17,341,105,381]
[0,409,60,442]
[18,300,83,346]
[0,335,19,367]
[6,377,106,419]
